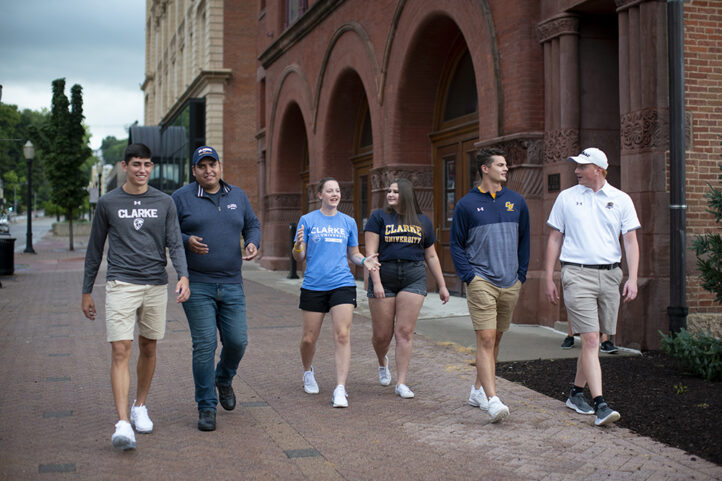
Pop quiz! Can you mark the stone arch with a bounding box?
[380,0,502,134]
[312,22,381,133]
[383,9,498,167]
[315,68,372,216]
[268,64,314,182]
[263,66,313,269]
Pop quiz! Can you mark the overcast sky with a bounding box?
[0,0,146,150]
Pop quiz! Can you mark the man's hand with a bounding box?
[82,293,96,320]
[544,277,559,305]
[243,242,258,261]
[176,277,190,303]
[188,235,209,255]
[622,278,638,302]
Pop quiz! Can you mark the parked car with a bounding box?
[0,214,9,235]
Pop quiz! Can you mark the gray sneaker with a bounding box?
[566,392,594,415]
[594,402,621,426]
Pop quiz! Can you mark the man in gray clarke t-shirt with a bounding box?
[82,143,190,451]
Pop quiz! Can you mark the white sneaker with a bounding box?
[332,385,348,408]
[111,420,136,450]
[395,383,414,399]
[378,355,391,386]
[303,366,319,394]
[468,385,489,411]
[131,401,153,433]
[487,396,510,423]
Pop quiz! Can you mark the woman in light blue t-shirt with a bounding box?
[292,177,380,408]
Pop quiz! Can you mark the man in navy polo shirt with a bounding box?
[172,146,261,431]
[544,147,640,427]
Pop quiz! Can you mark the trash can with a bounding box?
[0,237,16,275]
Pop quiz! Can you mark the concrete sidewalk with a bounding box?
[242,261,639,362]
[0,233,718,480]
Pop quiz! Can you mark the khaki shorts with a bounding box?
[466,276,522,331]
[105,280,168,342]
[561,265,622,335]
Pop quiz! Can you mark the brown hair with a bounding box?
[317,176,338,192]
[385,178,421,226]
[476,147,505,178]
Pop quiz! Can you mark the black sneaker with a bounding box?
[198,409,216,431]
[600,340,619,353]
[566,392,594,414]
[561,336,574,349]
[216,382,236,411]
[594,402,620,426]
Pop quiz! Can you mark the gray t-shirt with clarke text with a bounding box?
[82,186,188,294]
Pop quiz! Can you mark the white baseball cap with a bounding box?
[568,147,608,170]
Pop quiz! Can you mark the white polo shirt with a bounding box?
[547,182,641,264]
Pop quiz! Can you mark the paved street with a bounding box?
[0,232,720,480]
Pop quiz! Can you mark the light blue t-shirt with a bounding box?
[298,209,359,291]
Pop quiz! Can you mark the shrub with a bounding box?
[660,328,722,381]
[692,163,722,303]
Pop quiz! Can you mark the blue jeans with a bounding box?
[182,282,248,411]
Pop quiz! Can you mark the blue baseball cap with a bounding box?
[192,146,219,166]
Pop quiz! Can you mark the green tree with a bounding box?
[36,79,92,250]
[0,103,49,213]
[100,135,127,165]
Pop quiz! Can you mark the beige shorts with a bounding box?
[466,276,522,331]
[561,265,622,335]
[105,280,168,342]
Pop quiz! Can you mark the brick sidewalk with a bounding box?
[0,235,720,480]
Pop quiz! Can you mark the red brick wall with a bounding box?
[223,0,260,212]
[684,0,722,313]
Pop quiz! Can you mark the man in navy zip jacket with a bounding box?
[450,147,529,423]
[172,146,261,431]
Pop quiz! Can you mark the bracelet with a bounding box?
[361,256,366,265]
[293,245,304,253]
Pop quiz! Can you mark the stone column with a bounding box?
[537,14,581,168]
[615,0,673,349]
[536,14,581,327]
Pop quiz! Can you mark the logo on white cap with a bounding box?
[568,147,608,170]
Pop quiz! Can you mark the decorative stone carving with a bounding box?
[536,15,580,44]
[621,108,667,153]
[544,129,579,163]
[369,166,433,191]
[264,193,302,223]
[370,166,433,210]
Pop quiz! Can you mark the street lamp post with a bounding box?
[23,141,35,254]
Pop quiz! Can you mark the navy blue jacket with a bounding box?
[172,180,261,284]
[449,187,530,288]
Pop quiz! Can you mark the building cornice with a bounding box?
[258,0,345,68]
[160,69,232,125]
[141,74,154,92]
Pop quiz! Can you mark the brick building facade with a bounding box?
[143,0,721,349]
[142,0,258,201]
[254,0,721,350]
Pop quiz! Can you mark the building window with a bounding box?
[442,50,477,123]
[286,0,308,27]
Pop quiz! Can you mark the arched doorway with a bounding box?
[431,45,479,295]
[318,68,372,276]
[263,101,309,269]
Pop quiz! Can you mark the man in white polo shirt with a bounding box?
[543,147,640,426]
